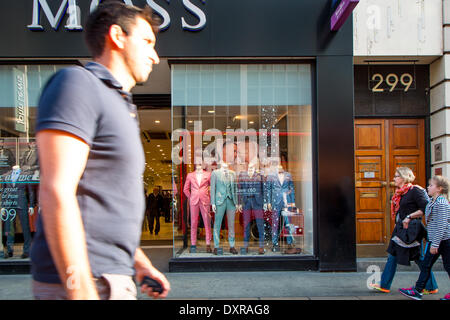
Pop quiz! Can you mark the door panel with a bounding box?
[388,119,425,236]
[355,118,425,257]
[354,119,386,256]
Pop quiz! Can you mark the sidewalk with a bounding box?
[0,271,448,300]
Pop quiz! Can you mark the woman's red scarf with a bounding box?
[390,183,413,219]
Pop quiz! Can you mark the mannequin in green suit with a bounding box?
[210,142,239,255]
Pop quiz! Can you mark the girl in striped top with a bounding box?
[399,175,450,300]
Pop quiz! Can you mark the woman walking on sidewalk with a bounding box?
[369,167,439,294]
[399,175,450,300]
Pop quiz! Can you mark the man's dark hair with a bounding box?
[85,0,160,58]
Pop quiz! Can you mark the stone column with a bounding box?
[430,0,450,177]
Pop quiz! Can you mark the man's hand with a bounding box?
[134,248,170,299]
[430,247,439,255]
[136,265,171,299]
[28,207,34,216]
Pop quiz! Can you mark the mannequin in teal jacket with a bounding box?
[210,161,238,255]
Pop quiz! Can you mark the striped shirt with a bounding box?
[425,195,450,248]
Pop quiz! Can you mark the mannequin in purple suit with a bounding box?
[183,164,212,253]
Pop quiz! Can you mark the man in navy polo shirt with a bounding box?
[30,1,170,300]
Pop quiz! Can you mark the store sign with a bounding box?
[13,68,27,133]
[331,0,359,31]
[27,0,207,32]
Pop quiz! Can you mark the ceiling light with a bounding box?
[208,110,215,113]
[249,121,254,124]
[155,120,160,124]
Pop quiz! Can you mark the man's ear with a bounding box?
[108,24,127,50]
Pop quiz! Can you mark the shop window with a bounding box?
[172,63,313,258]
[0,64,67,260]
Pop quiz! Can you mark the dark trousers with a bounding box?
[164,209,170,223]
[243,208,264,248]
[147,212,160,234]
[6,208,31,255]
[415,239,450,292]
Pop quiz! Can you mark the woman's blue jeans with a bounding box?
[380,243,438,290]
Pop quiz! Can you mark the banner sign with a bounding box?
[331,0,359,31]
[13,68,27,133]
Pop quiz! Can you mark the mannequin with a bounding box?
[237,162,266,254]
[20,141,39,173]
[0,139,16,175]
[210,160,238,255]
[266,163,300,254]
[1,165,35,259]
[183,163,212,253]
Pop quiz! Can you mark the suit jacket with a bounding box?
[266,171,295,211]
[237,171,266,210]
[210,168,237,207]
[183,170,211,206]
[20,147,39,171]
[1,174,36,210]
[1,172,36,233]
[146,193,163,216]
[0,148,15,175]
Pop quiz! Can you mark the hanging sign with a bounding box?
[13,68,27,133]
[330,0,359,31]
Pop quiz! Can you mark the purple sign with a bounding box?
[330,0,359,31]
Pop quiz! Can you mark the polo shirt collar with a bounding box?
[84,62,134,102]
[84,62,124,90]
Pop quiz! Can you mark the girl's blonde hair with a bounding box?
[395,167,415,184]
[430,175,450,200]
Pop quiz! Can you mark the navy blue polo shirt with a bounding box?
[31,62,146,283]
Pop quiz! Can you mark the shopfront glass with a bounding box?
[171,63,313,258]
[0,64,67,260]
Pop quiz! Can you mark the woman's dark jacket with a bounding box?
[387,186,428,266]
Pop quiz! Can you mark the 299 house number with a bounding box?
[370,73,414,93]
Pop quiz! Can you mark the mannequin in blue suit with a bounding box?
[237,162,267,254]
[266,164,300,254]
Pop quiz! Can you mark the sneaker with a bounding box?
[369,283,390,293]
[422,289,439,295]
[398,287,422,300]
[440,293,450,300]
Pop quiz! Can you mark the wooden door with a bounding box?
[354,119,425,257]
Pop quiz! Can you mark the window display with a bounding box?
[0,64,65,260]
[1,138,40,260]
[172,63,313,258]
